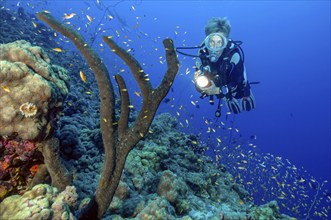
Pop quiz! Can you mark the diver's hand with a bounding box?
[200,81,220,95]
[194,70,201,80]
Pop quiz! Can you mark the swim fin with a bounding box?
[242,92,255,111]
[226,98,241,114]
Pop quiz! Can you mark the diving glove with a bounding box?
[200,80,220,95]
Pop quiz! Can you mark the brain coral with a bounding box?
[0,40,69,140]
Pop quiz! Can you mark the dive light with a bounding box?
[195,75,211,88]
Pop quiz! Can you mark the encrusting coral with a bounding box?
[0,40,72,198]
[37,11,179,219]
[0,138,43,200]
[0,40,69,141]
[0,184,77,220]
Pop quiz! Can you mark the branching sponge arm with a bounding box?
[38,138,72,191]
[103,38,179,150]
[115,74,129,136]
[37,12,116,153]
[102,36,152,98]
[129,39,179,148]
[155,39,179,99]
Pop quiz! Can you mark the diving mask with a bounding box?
[204,33,228,62]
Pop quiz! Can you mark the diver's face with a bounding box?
[208,35,223,49]
[205,33,227,62]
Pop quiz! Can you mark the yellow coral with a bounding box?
[19,102,38,117]
[0,185,8,198]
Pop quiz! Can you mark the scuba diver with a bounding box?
[178,17,256,116]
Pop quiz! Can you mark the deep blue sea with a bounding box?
[1,0,330,218]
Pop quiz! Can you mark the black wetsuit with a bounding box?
[197,40,250,99]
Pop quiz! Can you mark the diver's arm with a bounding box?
[194,56,216,94]
[195,57,203,71]
[228,52,251,98]
[230,52,240,65]
[228,52,246,90]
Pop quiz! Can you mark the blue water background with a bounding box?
[139,0,331,188]
[86,0,330,189]
[3,0,330,212]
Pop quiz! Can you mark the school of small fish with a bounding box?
[1,1,329,219]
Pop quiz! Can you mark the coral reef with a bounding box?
[23,111,292,219]
[0,138,43,200]
[101,113,294,220]
[157,170,189,213]
[0,6,304,220]
[248,200,285,220]
[0,39,72,199]
[0,184,77,220]
[0,40,69,141]
[37,11,179,219]
[0,7,56,48]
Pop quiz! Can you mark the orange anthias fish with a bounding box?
[1,85,10,93]
[86,15,93,23]
[80,70,87,83]
[52,48,63,52]
[63,13,76,20]
[1,161,9,170]
[29,164,40,176]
